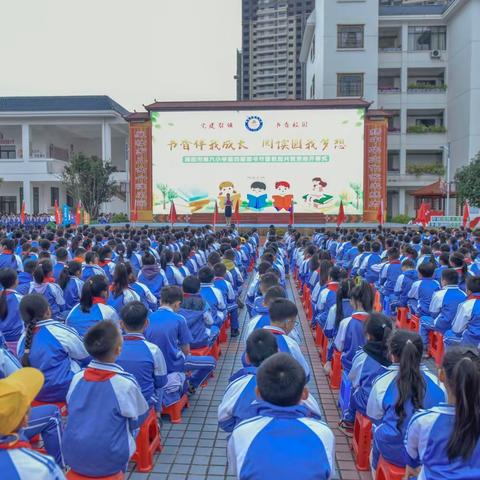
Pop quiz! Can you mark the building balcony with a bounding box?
[387,172,441,188]
[378,50,402,67]
[405,131,447,148]
[0,158,68,181]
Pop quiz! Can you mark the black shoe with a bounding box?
[230,328,240,338]
[187,382,197,396]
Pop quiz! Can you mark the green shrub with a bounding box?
[407,124,447,134]
[109,213,129,223]
[391,214,412,224]
[407,83,447,91]
[406,164,446,176]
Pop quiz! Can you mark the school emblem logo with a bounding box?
[245,115,263,132]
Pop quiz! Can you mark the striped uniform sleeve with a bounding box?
[97,304,120,324]
[145,341,168,389]
[452,299,474,334]
[366,371,392,421]
[285,336,311,381]
[333,318,351,353]
[110,374,149,419]
[348,350,367,389]
[49,324,90,363]
[217,375,251,432]
[405,410,439,468]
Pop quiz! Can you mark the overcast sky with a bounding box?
[0,0,241,111]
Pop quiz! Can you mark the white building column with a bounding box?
[21,124,32,213]
[21,123,29,162]
[23,180,31,214]
[102,122,112,163]
[399,188,406,215]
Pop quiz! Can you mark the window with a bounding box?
[337,25,364,49]
[0,145,16,159]
[408,26,446,51]
[337,74,364,97]
[415,118,436,128]
[50,187,59,207]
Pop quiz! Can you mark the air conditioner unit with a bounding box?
[431,50,442,59]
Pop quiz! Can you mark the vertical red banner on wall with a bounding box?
[364,118,388,222]
[129,122,153,222]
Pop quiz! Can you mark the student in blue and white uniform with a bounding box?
[97,245,116,283]
[0,269,23,351]
[116,302,168,412]
[17,294,90,403]
[0,239,23,272]
[391,259,418,310]
[63,321,149,477]
[52,248,68,282]
[17,259,37,295]
[367,330,446,470]
[126,240,143,276]
[81,251,107,281]
[0,367,66,480]
[219,330,321,433]
[250,271,279,318]
[312,266,341,329]
[213,262,240,336]
[28,260,65,320]
[123,261,157,312]
[107,263,141,314]
[407,262,440,319]
[333,281,373,374]
[245,261,271,316]
[162,249,185,286]
[138,252,168,299]
[146,286,216,394]
[57,261,84,312]
[198,266,227,327]
[404,346,480,480]
[66,275,119,337]
[227,353,335,480]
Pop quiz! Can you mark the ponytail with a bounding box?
[390,330,425,429]
[160,249,173,271]
[58,261,82,290]
[111,263,129,298]
[350,280,374,312]
[33,259,53,284]
[126,241,136,260]
[19,294,50,367]
[335,278,355,329]
[443,347,480,460]
[0,269,17,320]
[80,274,108,312]
[364,313,393,363]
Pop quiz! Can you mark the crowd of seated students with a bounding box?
[0,223,259,478]
[1,222,480,479]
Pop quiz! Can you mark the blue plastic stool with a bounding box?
[338,371,352,417]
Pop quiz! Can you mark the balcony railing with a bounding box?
[379,87,401,93]
[407,83,447,93]
[407,125,447,134]
[406,163,445,176]
[379,47,402,52]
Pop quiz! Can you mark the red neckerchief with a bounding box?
[124,335,143,341]
[468,294,480,300]
[214,277,224,281]
[73,257,84,263]
[2,250,13,255]
[92,297,106,305]
[44,277,55,284]
[389,260,401,264]
[84,368,116,382]
[269,329,284,336]
[327,282,339,292]
[352,312,369,321]
[98,260,110,267]
[0,438,31,450]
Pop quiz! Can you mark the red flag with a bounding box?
[289,200,294,226]
[168,201,178,225]
[376,199,385,226]
[462,201,470,227]
[131,198,138,222]
[213,201,218,229]
[336,201,346,227]
[234,200,240,226]
[20,201,26,225]
[416,201,428,227]
[75,202,81,226]
[54,200,61,225]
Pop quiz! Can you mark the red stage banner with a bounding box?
[364,118,388,222]
[129,122,153,222]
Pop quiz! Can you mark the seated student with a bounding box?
[444,276,480,346]
[0,239,23,272]
[0,334,64,467]
[161,249,184,286]
[251,271,280,318]
[340,313,392,432]
[228,353,335,480]
[57,261,84,312]
[350,243,365,278]
[178,275,219,349]
[450,252,468,292]
[419,268,467,347]
[332,281,373,374]
[469,251,480,277]
[146,286,216,394]
[125,262,157,312]
[97,245,116,283]
[378,247,403,310]
[17,259,37,295]
[138,252,168,299]
[29,260,66,320]
[407,262,440,318]
[0,269,23,352]
[312,266,343,330]
[324,278,355,340]
[17,294,89,403]
[116,302,168,412]
[198,266,227,327]
[213,262,240,337]
[107,263,141,313]
[63,320,149,477]
[245,261,272,316]
[223,248,245,292]
[343,237,359,271]
[262,298,310,380]
[434,252,450,282]
[358,241,383,284]
[66,275,119,337]
[404,346,480,479]
[72,247,87,265]
[391,258,417,309]
[367,330,446,471]
[0,367,66,479]
[219,330,321,433]
[310,259,333,311]
[81,251,106,281]
[52,247,68,282]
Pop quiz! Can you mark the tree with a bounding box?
[167,188,178,203]
[157,183,169,210]
[349,182,362,209]
[455,152,480,207]
[61,154,119,218]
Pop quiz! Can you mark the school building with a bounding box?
[0,96,130,215]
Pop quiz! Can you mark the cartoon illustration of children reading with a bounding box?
[302,177,333,208]
[272,181,294,211]
[247,181,268,210]
[218,181,241,210]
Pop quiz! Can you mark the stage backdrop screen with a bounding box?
[151,108,365,216]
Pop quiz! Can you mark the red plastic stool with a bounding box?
[373,290,382,313]
[67,471,124,479]
[408,315,420,332]
[315,325,324,347]
[32,400,68,417]
[352,412,372,471]
[161,394,189,424]
[131,408,162,472]
[396,307,408,329]
[376,456,405,480]
[191,341,220,361]
[428,331,445,366]
[329,350,342,390]
[219,322,228,343]
[320,331,329,365]
[225,313,231,330]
